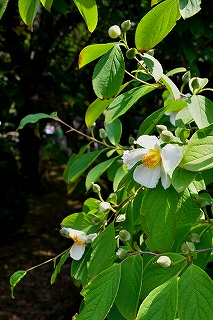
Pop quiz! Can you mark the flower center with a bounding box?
[73,235,84,245]
[142,149,161,168]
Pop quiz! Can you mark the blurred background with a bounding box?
[0,0,213,319]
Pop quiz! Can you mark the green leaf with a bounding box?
[105,119,122,146]
[189,77,208,95]
[88,223,116,278]
[71,247,92,286]
[135,0,181,52]
[40,0,54,11]
[66,149,104,182]
[175,107,193,127]
[78,43,117,69]
[92,45,125,99]
[10,270,27,299]
[61,212,100,234]
[115,255,143,320]
[50,250,70,284]
[180,124,213,171]
[113,165,127,192]
[178,264,213,320]
[73,0,98,33]
[140,253,186,301]
[0,0,9,19]
[18,0,40,28]
[105,85,155,124]
[166,67,187,77]
[142,53,163,81]
[160,74,181,100]
[85,82,130,128]
[141,184,179,252]
[86,156,119,190]
[77,264,121,320]
[108,303,127,320]
[17,113,51,130]
[188,95,213,129]
[164,98,187,113]
[171,167,197,193]
[138,106,167,136]
[179,0,201,19]
[136,277,178,320]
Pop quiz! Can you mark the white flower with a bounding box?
[99,201,111,212]
[122,135,182,189]
[60,227,97,260]
[108,25,121,39]
[156,255,172,267]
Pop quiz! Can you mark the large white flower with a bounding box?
[60,227,97,260]
[122,135,182,189]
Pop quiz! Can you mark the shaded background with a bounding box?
[0,0,213,319]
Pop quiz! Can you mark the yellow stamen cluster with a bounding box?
[142,149,161,168]
[73,235,84,245]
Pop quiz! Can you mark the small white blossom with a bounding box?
[60,227,97,260]
[108,25,121,39]
[157,256,172,268]
[122,135,182,189]
[99,201,111,212]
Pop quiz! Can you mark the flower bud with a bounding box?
[92,182,101,193]
[116,248,127,259]
[156,124,167,134]
[189,233,200,243]
[126,48,137,59]
[99,201,111,212]
[160,130,174,143]
[119,229,131,242]
[60,227,70,238]
[146,49,154,56]
[121,20,131,31]
[128,136,135,145]
[107,192,117,205]
[181,242,190,254]
[116,214,126,222]
[99,128,107,139]
[92,216,101,225]
[108,25,121,39]
[182,71,191,84]
[156,255,171,268]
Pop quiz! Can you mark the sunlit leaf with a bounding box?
[0,0,9,19]
[188,95,213,129]
[10,270,27,299]
[40,0,54,11]
[18,0,40,28]
[73,0,98,32]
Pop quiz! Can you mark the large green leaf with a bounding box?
[180,124,213,171]
[92,45,125,99]
[61,212,100,234]
[105,119,122,146]
[171,167,197,193]
[85,82,130,128]
[86,156,119,190]
[188,95,213,129]
[135,0,181,52]
[138,106,167,136]
[136,277,178,320]
[73,0,98,33]
[78,43,117,68]
[140,253,186,301]
[40,0,54,11]
[115,255,143,320]
[105,85,155,124]
[0,0,9,19]
[179,0,201,19]
[18,0,40,28]
[71,247,92,287]
[178,264,213,320]
[77,264,121,320]
[141,184,179,252]
[88,223,116,278]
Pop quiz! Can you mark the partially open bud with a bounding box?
[92,183,101,193]
[116,248,127,259]
[99,201,111,212]
[156,124,167,134]
[108,25,121,39]
[126,48,137,59]
[189,233,200,243]
[60,227,70,238]
[107,192,117,205]
[156,256,172,268]
[121,20,131,31]
[116,214,126,222]
[119,229,131,242]
[160,130,174,143]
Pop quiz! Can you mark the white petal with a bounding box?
[160,165,171,189]
[161,144,182,174]
[85,233,97,243]
[136,135,160,149]
[70,244,86,260]
[133,164,161,188]
[169,112,178,126]
[67,228,86,238]
[122,149,145,170]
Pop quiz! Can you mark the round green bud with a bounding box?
[121,20,131,31]
[119,229,131,242]
[99,201,111,212]
[156,255,172,268]
[108,25,121,39]
[92,216,101,225]
[181,242,190,254]
[116,248,127,259]
[126,48,137,59]
[107,192,117,205]
[128,136,135,145]
[92,183,101,193]
[182,71,191,84]
[189,233,200,243]
[99,128,107,139]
